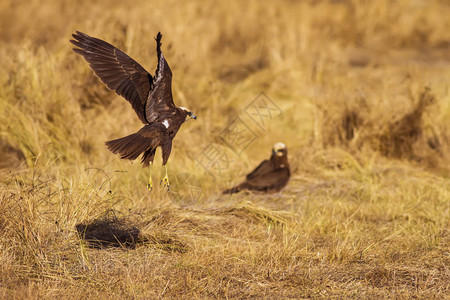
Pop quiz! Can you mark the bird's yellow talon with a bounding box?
[147,162,153,192]
[160,176,170,190]
[160,165,170,191]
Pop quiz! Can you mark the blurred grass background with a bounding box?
[0,0,449,298]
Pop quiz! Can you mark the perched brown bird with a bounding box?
[71,31,196,192]
[223,143,290,194]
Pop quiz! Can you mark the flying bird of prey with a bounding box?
[223,143,290,194]
[71,31,196,192]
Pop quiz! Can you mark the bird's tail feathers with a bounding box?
[105,133,154,161]
[222,184,243,194]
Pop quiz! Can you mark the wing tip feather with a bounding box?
[155,32,162,43]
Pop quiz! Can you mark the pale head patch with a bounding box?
[273,142,287,152]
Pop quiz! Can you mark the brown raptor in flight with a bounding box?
[71,31,196,191]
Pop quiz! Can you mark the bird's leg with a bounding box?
[160,165,170,191]
[147,162,153,192]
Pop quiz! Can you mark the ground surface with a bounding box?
[0,0,449,299]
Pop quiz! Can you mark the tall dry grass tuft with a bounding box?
[378,87,437,159]
[318,86,447,169]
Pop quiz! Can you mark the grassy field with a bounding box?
[1,0,449,298]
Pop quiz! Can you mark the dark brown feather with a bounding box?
[71,31,152,124]
[105,124,162,163]
[246,160,272,180]
[145,33,177,123]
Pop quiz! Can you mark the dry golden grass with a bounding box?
[1,0,449,298]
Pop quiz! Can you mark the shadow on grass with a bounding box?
[76,211,188,253]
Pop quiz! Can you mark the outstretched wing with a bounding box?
[246,159,272,181]
[145,33,178,123]
[71,31,152,124]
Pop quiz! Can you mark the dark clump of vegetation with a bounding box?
[323,87,442,167]
[0,138,25,169]
[76,213,140,249]
[379,87,437,159]
[340,109,363,143]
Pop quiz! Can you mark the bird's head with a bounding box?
[179,107,197,121]
[272,142,287,157]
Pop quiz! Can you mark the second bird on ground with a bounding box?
[71,31,196,192]
[223,143,290,194]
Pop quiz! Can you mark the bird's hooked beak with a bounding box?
[180,107,197,121]
[188,112,197,120]
[272,149,284,157]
